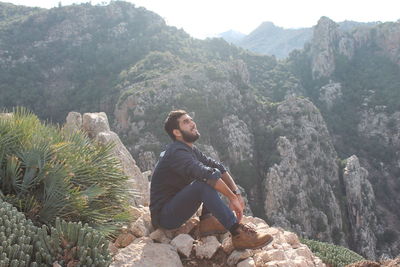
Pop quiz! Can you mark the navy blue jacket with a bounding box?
[150,140,226,227]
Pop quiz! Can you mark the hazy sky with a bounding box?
[5,0,400,39]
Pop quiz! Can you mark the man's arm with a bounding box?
[221,172,245,210]
[212,178,243,222]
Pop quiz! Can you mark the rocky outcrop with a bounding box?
[64,111,149,206]
[358,109,400,148]
[319,82,342,109]
[311,17,342,79]
[311,18,400,79]
[219,115,254,165]
[343,155,377,259]
[263,97,344,244]
[110,207,326,266]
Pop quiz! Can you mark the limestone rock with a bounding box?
[319,82,342,109]
[237,257,256,267]
[343,155,377,259]
[108,242,119,255]
[219,114,254,165]
[227,249,253,266]
[171,234,195,258]
[358,109,400,148]
[311,17,341,78]
[263,97,344,244]
[194,236,221,259]
[64,111,149,206]
[149,229,171,244]
[64,111,82,133]
[114,233,136,248]
[130,212,153,237]
[111,238,182,267]
[283,231,301,248]
[82,112,110,137]
[163,217,199,239]
[221,235,235,255]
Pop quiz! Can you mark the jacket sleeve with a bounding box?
[194,147,227,174]
[169,147,222,183]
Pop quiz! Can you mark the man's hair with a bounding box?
[164,110,187,140]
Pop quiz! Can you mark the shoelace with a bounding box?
[240,224,257,235]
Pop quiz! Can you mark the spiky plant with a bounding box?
[0,107,131,236]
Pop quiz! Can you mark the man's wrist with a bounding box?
[232,188,241,195]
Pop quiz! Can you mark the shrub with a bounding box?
[0,108,130,236]
[301,238,365,267]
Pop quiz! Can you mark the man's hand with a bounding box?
[236,194,245,210]
[229,195,243,222]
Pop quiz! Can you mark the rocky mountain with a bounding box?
[235,22,312,59]
[1,1,399,260]
[218,29,246,44]
[220,20,380,58]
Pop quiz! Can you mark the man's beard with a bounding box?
[180,129,200,143]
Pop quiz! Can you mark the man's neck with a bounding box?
[175,138,193,148]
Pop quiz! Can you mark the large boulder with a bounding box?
[64,111,149,206]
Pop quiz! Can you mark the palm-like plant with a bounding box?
[0,108,130,236]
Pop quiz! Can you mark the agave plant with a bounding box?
[0,107,130,236]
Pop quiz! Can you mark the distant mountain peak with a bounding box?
[217,29,246,44]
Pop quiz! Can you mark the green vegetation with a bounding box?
[0,108,130,236]
[302,238,365,267]
[0,198,111,266]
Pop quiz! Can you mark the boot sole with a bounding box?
[234,236,273,250]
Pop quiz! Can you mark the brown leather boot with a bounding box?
[232,224,273,250]
[199,215,228,236]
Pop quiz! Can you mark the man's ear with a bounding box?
[172,128,181,138]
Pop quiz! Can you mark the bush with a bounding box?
[301,238,365,267]
[0,108,130,236]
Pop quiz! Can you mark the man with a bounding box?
[150,110,273,249]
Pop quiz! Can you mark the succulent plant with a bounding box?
[0,199,112,266]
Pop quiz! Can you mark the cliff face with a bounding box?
[310,17,400,79]
[262,97,344,245]
[343,155,377,259]
[294,16,400,258]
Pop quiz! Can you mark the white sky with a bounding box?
[4,0,400,39]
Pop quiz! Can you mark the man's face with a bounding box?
[176,114,200,143]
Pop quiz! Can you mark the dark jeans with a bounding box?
[158,180,237,230]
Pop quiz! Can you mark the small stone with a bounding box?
[266,249,286,261]
[133,236,153,244]
[295,246,313,260]
[195,236,221,259]
[171,234,195,258]
[237,257,256,267]
[175,217,199,235]
[149,228,171,243]
[283,231,300,248]
[265,227,280,236]
[163,217,199,239]
[292,259,308,267]
[114,233,136,248]
[130,213,153,237]
[221,235,235,254]
[108,242,119,255]
[110,240,182,267]
[129,206,144,219]
[227,249,253,266]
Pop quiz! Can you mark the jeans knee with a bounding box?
[192,180,217,196]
